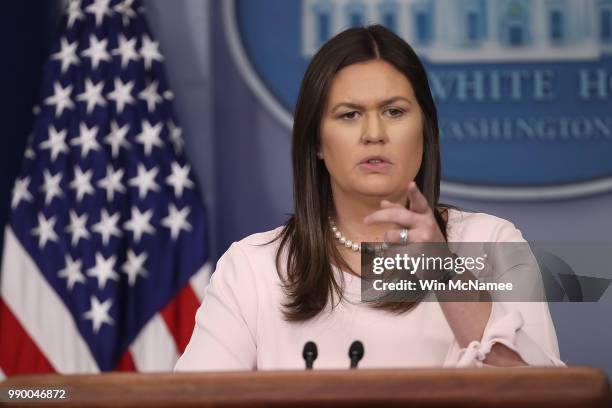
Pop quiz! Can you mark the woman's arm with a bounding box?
[438,301,528,366]
[364,182,565,368]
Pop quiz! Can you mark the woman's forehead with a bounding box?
[327,60,416,105]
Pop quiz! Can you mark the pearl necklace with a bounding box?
[329,219,361,252]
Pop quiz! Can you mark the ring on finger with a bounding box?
[399,228,409,245]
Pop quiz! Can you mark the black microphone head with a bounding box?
[303,341,318,361]
[349,340,364,360]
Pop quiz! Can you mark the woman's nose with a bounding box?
[361,114,387,144]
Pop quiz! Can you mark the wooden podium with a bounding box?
[1,367,610,407]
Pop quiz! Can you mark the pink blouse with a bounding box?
[175,209,566,371]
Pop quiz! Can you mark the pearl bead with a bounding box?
[330,219,361,252]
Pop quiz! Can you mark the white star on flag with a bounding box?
[71,122,101,158]
[40,169,63,205]
[167,120,183,153]
[97,165,126,202]
[128,164,160,199]
[138,81,162,112]
[135,119,164,156]
[67,0,85,28]
[51,37,80,73]
[11,177,33,209]
[85,0,112,27]
[166,162,194,198]
[113,0,137,26]
[92,209,122,246]
[69,167,95,202]
[40,126,69,161]
[81,34,111,69]
[31,213,59,248]
[140,34,164,70]
[65,210,91,247]
[107,78,135,114]
[161,204,192,240]
[124,207,155,243]
[111,34,139,68]
[83,295,114,334]
[24,145,36,160]
[44,82,74,117]
[87,253,119,290]
[58,254,86,290]
[122,249,148,286]
[104,121,130,158]
[76,78,107,114]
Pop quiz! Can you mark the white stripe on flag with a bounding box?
[130,314,178,371]
[1,227,100,373]
[189,262,212,301]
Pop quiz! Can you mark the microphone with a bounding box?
[349,340,364,369]
[302,341,318,370]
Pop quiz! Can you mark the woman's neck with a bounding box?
[331,188,408,243]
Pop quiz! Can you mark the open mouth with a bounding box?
[359,156,392,171]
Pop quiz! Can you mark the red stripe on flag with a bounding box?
[160,284,200,354]
[115,350,136,371]
[0,298,55,376]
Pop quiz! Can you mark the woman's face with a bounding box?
[319,59,424,202]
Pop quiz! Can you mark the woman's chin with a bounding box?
[354,184,400,199]
[348,175,412,199]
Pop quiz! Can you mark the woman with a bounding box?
[175,25,565,370]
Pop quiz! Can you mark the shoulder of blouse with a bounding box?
[446,208,524,242]
[212,226,286,282]
[236,225,285,248]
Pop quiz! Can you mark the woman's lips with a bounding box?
[358,157,392,171]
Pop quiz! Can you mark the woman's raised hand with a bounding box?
[363,182,446,245]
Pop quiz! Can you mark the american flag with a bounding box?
[0,0,210,377]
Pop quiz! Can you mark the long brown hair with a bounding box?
[274,25,451,321]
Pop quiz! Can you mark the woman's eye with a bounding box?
[340,111,360,120]
[385,108,404,118]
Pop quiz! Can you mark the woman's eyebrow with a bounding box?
[331,97,413,112]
